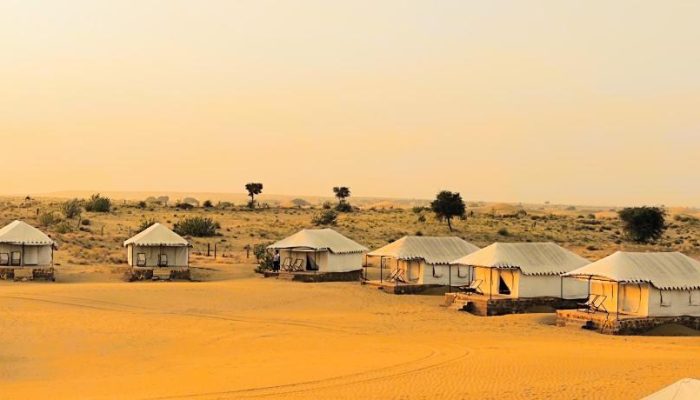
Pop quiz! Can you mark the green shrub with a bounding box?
[203,200,213,208]
[175,202,194,210]
[173,217,220,237]
[38,212,59,227]
[253,243,274,272]
[312,210,338,226]
[335,201,353,213]
[136,218,157,233]
[54,222,73,234]
[497,227,510,236]
[61,198,82,219]
[85,194,111,212]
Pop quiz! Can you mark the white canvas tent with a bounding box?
[367,236,479,286]
[452,242,589,299]
[0,220,55,268]
[124,223,190,268]
[268,229,367,273]
[643,378,700,400]
[564,252,700,317]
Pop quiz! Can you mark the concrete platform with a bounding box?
[264,270,362,283]
[128,267,191,281]
[556,309,700,335]
[361,280,451,295]
[445,293,583,316]
[0,267,55,281]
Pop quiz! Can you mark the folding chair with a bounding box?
[458,279,483,295]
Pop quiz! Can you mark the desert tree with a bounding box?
[430,190,466,232]
[333,186,353,212]
[245,182,263,208]
[333,186,351,203]
[618,206,666,243]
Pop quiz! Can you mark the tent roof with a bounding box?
[564,251,700,290]
[643,378,700,400]
[124,223,190,247]
[268,229,368,254]
[0,220,54,246]
[452,242,590,276]
[367,236,479,265]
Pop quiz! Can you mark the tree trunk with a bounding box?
[447,217,453,232]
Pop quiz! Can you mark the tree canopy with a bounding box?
[245,182,263,208]
[430,191,466,232]
[618,206,666,243]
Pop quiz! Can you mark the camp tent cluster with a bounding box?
[3,219,700,333]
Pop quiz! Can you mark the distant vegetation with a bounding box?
[61,198,82,219]
[245,182,264,209]
[312,209,338,226]
[173,217,220,237]
[431,191,466,232]
[333,186,353,212]
[618,206,666,243]
[136,219,157,234]
[85,193,112,213]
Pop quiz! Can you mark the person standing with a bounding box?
[273,250,281,271]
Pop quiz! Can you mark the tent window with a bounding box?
[457,265,469,278]
[0,253,8,266]
[10,251,21,266]
[498,275,511,295]
[136,253,147,267]
[158,254,168,267]
[660,290,672,307]
[690,290,700,306]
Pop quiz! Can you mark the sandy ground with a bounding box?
[1,264,699,400]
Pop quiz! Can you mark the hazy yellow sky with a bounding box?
[2,1,699,206]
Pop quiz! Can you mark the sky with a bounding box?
[1,0,699,206]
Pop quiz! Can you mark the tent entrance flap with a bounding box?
[306,252,319,271]
[499,275,511,295]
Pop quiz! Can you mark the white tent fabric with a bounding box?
[564,251,700,290]
[268,229,367,254]
[367,236,479,265]
[0,220,55,246]
[124,223,190,247]
[452,242,590,276]
[642,378,700,400]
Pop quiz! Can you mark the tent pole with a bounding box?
[489,268,493,300]
[21,244,24,267]
[380,256,383,284]
[448,263,452,293]
[560,276,564,299]
[616,282,620,321]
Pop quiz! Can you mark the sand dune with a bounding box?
[1,264,699,399]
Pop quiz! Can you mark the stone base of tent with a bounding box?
[361,280,451,295]
[555,310,700,335]
[0,267,55,281]
[265,270,362,282]
[126,267,191,282]
[445,293,583,316]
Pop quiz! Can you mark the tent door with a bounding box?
[306,253,319,271]
[498,275,511,295]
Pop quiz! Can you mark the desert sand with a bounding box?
[1,261,699,400]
